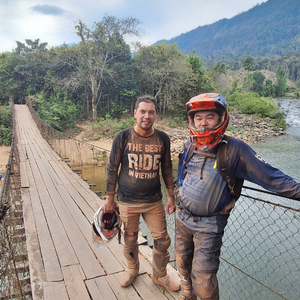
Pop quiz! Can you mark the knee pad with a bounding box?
[124,232,138,247]
[153,234,171,253]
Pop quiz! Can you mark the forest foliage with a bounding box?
[0,103,12,145]
[0,14,298,143]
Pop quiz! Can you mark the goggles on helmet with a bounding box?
[186,93,229,149]
[92,206,122,249]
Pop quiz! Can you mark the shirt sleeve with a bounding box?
[227,138,300,200]
[106,131,123,196]
[160,133,175,190]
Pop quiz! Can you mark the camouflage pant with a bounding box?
[175,210,228,300]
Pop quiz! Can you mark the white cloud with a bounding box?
[0,0,265,53]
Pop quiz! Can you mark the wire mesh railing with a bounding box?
[0,100,32,300]
[1,97,299,299]
[219,186,300,300]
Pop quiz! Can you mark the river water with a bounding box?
[253,99,300,182]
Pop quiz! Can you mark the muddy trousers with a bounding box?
[175,212,227,300]
[152,235,171,278]
[118,201,171,285]
[120,232,139,287]
[151,234,180,292]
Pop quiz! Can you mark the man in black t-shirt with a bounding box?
[104,95,180,292]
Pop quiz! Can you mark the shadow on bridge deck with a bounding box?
[14,104,180,300]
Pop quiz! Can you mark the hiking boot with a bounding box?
[120,242,139,287]
[120,264,139,287]
[151,274,181,292]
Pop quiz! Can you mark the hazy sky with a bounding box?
[0,0,265,53]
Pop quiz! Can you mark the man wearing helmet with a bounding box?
[187,93,229,149]
[104,95,180,292]
[176,93,300,300]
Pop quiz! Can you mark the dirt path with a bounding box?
[0,146,10,173]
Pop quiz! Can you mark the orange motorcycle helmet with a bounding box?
[186,93,229,149]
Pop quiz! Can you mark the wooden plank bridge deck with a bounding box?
[14,104,180,300]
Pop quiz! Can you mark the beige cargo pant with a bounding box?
[118,200,171,279]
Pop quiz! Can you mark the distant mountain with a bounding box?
[158,0,300,61]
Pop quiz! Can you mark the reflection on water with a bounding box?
[81,165,107,195]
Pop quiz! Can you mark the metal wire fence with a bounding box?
[0,101,32,300]
[219,186,300,300]
[0,98,299,299]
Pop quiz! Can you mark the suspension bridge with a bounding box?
[0,103,180,300]
[1,101,300,300]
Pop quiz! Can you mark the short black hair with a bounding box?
[135,95,157,110]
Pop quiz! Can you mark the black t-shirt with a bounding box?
[106,127,174,203]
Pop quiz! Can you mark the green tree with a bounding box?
[264,79,274,97]
[187,53,213,95]
[0,103,12,145]
[13,39,49,101]
[15,38,48,55]
[47,43,96,118]
[133,42,194,114]
[250,71,265,96]
[274,66,287,97]
[75,16,141,121]
[212,62,226,74]
[102,60,138,117]
[29,93,78,131]
[228,92,278,118]
[229,78,240,94]
[0,50,35,104]
[243,55,254,92]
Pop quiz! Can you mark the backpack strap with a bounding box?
[178,142,195,186]
[216,135,244,201]
[212,136,244,215]
[216,137,235,197]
